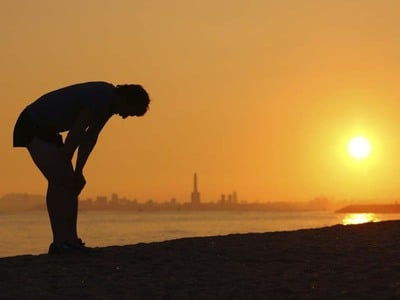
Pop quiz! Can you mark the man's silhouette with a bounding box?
[13,82,150,254]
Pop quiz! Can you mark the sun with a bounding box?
[348,136,371,159]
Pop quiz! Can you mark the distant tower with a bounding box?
[232,191,238,203]
[191,172,201,204]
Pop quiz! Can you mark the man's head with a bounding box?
[114,84,150,118]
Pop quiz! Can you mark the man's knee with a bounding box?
[48,172,75,191]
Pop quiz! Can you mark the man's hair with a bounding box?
[116,84,150,116]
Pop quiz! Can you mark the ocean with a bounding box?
[1,210,399,258]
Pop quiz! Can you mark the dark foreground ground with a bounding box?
[1,221,400,299]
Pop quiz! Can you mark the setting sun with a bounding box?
[348,136,371,160]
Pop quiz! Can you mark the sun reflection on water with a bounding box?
[342,213,379,225]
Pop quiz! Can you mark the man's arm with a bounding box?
[62,108,109,172]
[73,113,109,175]
[68,111,109,196]
[62,111,88,159]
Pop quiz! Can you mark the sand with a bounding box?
[1,220,400,299]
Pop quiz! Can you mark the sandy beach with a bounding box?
[1,220,400,299]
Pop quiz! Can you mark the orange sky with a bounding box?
[2,0,400,203]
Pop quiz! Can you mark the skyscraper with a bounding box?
[191,172,200,204]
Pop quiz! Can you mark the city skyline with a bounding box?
[0,191,335,212]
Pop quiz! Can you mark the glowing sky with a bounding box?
[2,0,400,202]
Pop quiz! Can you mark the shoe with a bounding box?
[48,238,89,255]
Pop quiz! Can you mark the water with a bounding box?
[0,210,399,258]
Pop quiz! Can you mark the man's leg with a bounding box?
[27,137,78,244]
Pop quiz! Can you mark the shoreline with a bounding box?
[1,220,400,299]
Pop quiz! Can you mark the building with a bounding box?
[191,173,200,204]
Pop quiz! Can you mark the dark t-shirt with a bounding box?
[26,81,115,133]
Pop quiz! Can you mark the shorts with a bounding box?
[13,108,63,147]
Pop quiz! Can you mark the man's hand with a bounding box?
[74,172,86,196]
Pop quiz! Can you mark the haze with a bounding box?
[2,0,400,203]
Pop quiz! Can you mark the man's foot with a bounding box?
[48,238,89,255]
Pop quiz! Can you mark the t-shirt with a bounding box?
[26,81,115,132]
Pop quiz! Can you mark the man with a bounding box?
[13,81,150,254]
